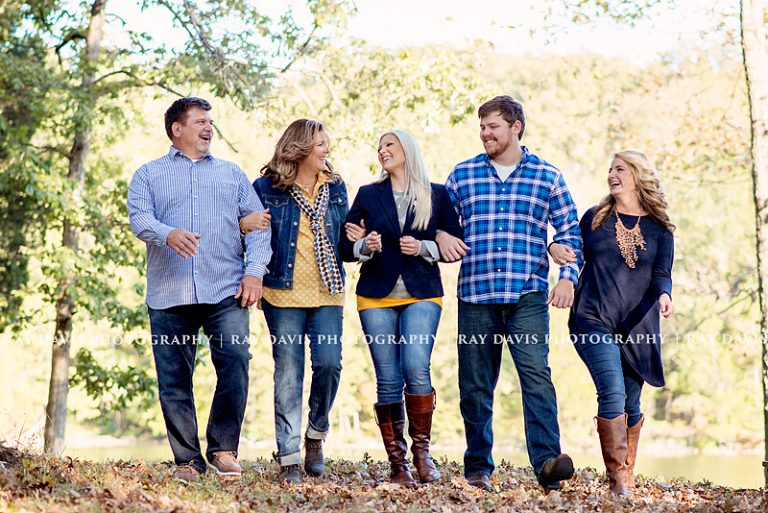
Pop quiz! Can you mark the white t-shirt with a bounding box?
[491,160,517,182]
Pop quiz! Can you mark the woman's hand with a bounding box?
[240,209,271,235]
[345,219,367,242]
[365,231,382,252]
[548,242,576,265]
[400,235,421,256]
[659,293,674,318]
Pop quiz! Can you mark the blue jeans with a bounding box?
[359,301,441,403]
[148,296,251,474]
[262,301,343,466]
[573,332,644,426]
[457,292,561,478]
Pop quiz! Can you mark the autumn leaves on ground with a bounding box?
[0,445,763,513]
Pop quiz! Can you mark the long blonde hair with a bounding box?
[376,130,432,231]
[592,151,675,232]
[261,119,337,191]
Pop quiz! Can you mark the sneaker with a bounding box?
[304,436,324,476]
[538,454,574,492]
[277,464,302,484]
[172,462,202,483]
[207,451,242,479]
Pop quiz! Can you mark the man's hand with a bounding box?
[167,228,201,258]
[659,293,675,318]
[235,275,263,307]
[239,209,271,235]
[547,278,574,308]
[400,235,421,256]
[435,231,469,262]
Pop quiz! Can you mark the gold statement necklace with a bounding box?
[614,209,646,268]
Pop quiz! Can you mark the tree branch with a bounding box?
[90,69,187,97]
[280,22,320,74]
[21,142,70,158]
[54,31,87,66]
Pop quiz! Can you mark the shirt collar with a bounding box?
[308,173,331,196]
[168,145,214,161]
[483,145,530,168]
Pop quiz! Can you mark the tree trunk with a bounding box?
[44,0,108,455]
[740,0,768,486]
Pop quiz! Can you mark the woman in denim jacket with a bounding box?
[341,130,463,486]
[240,119,348,484]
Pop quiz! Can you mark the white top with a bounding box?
[491,160,517,182]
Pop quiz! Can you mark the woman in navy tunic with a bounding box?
[549,151,674,496]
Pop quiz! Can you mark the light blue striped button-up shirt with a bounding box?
[127,147,272,309]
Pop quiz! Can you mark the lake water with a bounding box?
[65,443,764,489]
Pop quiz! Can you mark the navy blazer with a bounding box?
[341,179,463,298]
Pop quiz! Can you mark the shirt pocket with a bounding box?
[262,194,293,249]
[263,194,290,220]
[203,179,238,220]
[328,192,347,221]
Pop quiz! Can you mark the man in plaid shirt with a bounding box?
[436,96,582,492]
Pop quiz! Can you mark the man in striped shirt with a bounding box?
[436,96,582,492]
[127,97,271,482]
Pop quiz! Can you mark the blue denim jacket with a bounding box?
[253,175,348,290]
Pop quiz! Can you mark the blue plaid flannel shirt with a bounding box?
[445,147,582,304]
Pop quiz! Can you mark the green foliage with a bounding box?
[0,1,62,333]
[0,0,355,432]
[558,0,670,24]
[70,348,156,413]
[260,41,491,156]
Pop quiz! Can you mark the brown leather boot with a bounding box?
[626,414,644,488]
[596,414,629,496]
[405,389,441,483]
[374,402,417,486]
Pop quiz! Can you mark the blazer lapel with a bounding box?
[374,179,402,235]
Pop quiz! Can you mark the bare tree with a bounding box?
[740,0,768,484]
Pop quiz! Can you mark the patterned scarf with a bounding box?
[289,182,344,295]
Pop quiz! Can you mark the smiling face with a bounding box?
[378,133,406,174]
[607,157,638,197]
[479,111,521,159]
[299,130,330,174]
[172,107,214,158]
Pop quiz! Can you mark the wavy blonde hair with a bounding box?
[591,151,675,232]
[376,130,432,231]
[261,119,338,190]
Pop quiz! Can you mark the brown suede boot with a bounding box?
[405,389,441,483]
[595,414,629,497]
[374,402,417,486]
[626,414,645,488]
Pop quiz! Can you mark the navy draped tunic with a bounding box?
[568,206,674,387]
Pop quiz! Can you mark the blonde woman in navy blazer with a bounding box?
[341,130,462,486]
